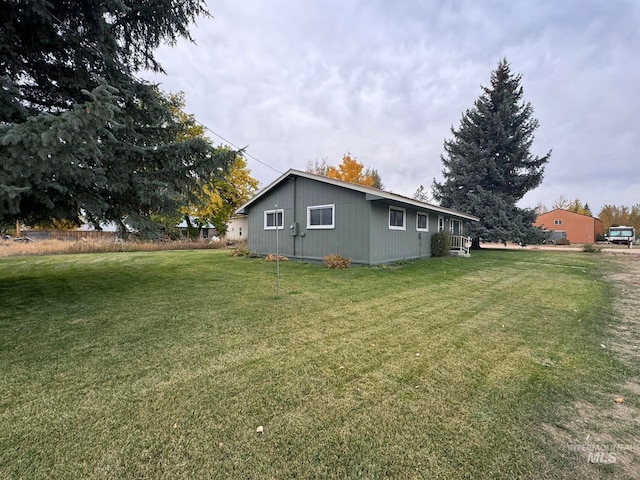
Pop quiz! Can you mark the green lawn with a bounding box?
[0,249,633,478]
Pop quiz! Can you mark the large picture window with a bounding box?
[307,204,335,229]
[416,212,429,232]
[389,206,406,230]
[264,209,284,230]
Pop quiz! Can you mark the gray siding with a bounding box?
[245,173,471,265]
[247,176,371,264]
[292,177,370,264]
[369,202,433,264]
[247,180,295,255]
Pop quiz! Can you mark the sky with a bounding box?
[142,0,640,215]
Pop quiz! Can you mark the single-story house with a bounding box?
[534,209,604,244]
[235,169,479,265]
[177,218,217,240]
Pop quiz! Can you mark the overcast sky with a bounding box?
[143,0,640,214]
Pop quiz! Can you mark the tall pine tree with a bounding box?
[0,0,233,234]
[433,59,551,247]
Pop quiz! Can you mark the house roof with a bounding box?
[236,169,479,221]
[535,208,603,222]
[176,219,216,229]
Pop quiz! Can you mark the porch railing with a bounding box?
[450,235,472,256]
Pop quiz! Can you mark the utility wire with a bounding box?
[191,118,283,175]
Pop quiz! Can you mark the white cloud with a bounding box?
[143,0,640,214]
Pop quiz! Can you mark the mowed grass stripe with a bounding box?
[0,249,630,479]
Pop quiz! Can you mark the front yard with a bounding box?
[0,249,637,478]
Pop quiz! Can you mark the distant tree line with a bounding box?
[536,196,593,216]
[598,204,640,232]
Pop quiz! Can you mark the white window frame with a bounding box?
[389,206,406,230]
[416,212,429,232]
[438,215,445,232]
[264,209,284,230]
[449,219,461,235]
[307,204,335,229]
[554,219,563,225]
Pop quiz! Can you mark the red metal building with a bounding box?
[534,209,604,244]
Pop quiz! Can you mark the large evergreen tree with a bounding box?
[0,0,233,234]
[433,59,551,247]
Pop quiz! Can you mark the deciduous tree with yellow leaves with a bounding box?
[163,94,258,238]
[598,204,640,232]
[306,154,383,188]
[184,150,259,237]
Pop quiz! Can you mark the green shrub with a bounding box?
[431,232,451,257]
[555,238,571,246]
[324,254,351,269]
[582,243,603,253]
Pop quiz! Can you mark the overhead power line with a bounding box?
[191,118,283,175]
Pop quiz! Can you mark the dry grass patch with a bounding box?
[265,253,289,261]
[541,399,639,479]
[0,238,227,257]
[323,254,351,269]
[539,252,640,479]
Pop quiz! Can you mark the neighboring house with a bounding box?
[235,169,479,265]
[177,219,217,240]
[224,216,247,242]
[534,209,604,244]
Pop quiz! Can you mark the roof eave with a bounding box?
[235,168,479,221]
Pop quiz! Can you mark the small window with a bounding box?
[554,219,563,225]
[264,209,284,230]
[307,204,335,229]
[416,212,429,232]
[438,215,445,232]
[389,206,406,230]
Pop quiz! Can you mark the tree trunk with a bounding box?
[184,215,199,240]
[116,219,129,241]
[471,237,482,250]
